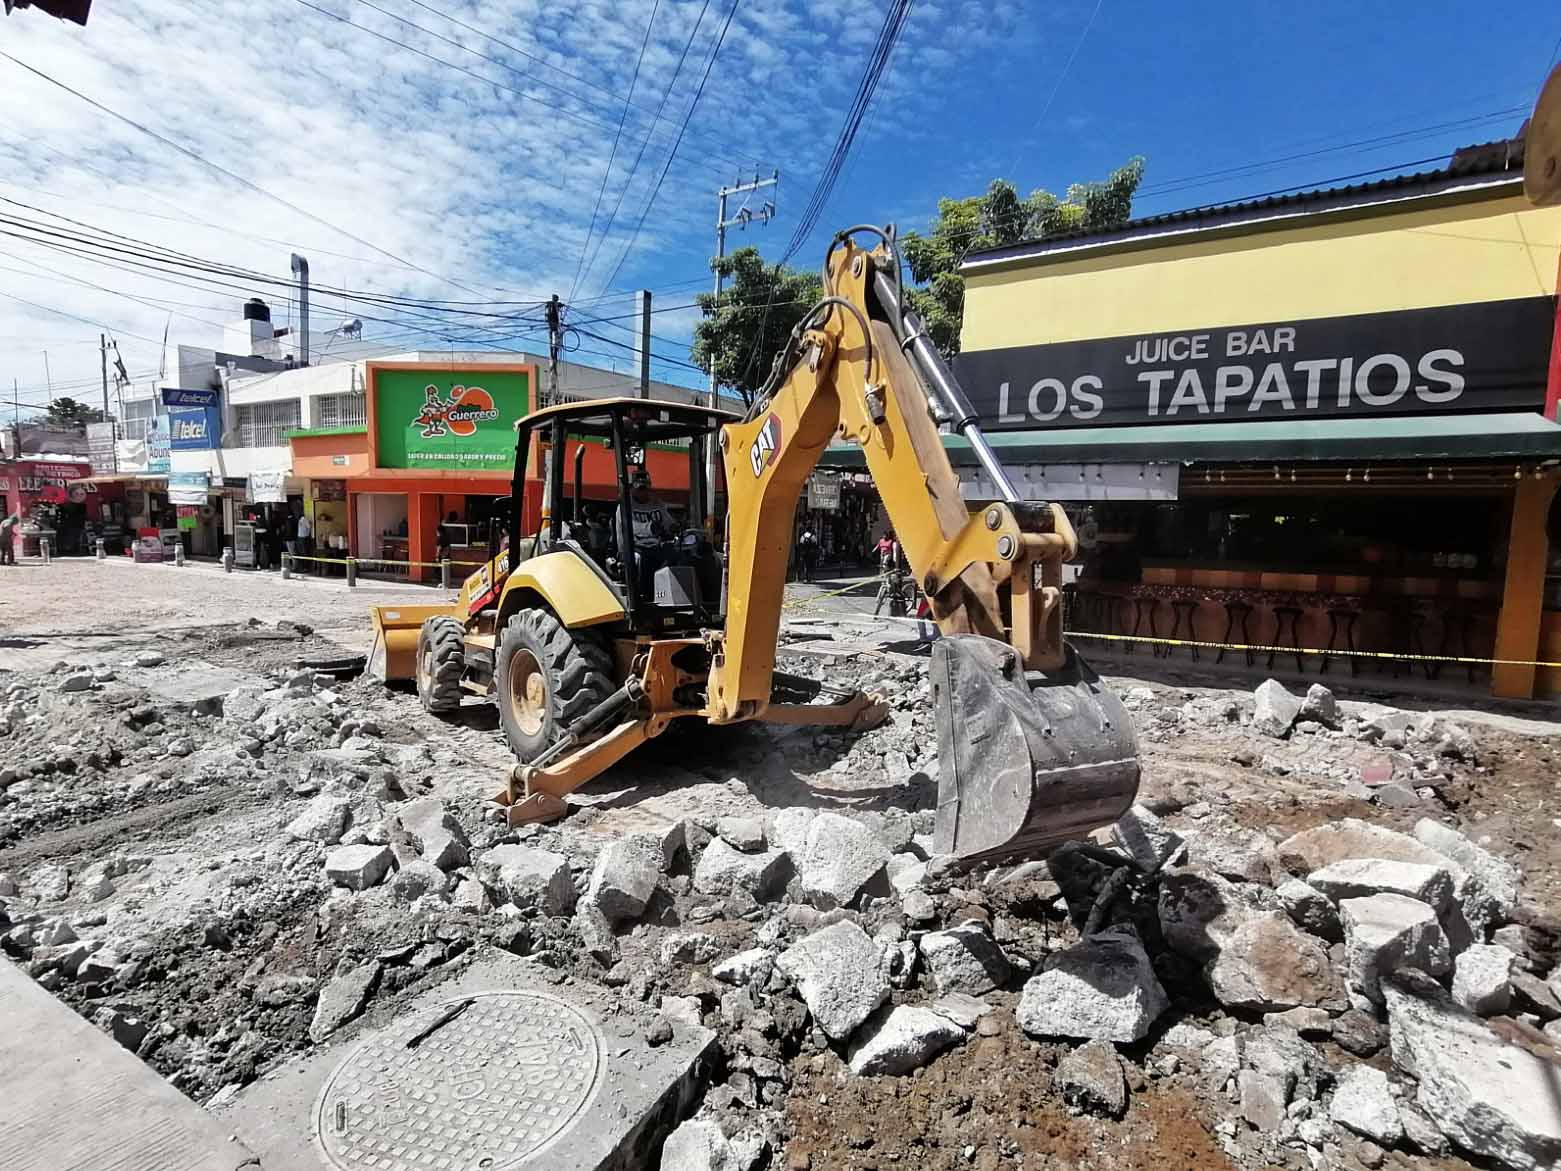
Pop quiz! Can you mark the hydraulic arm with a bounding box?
[710,227,1140,861]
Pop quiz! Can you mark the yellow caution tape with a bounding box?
[1065,629,1561,670]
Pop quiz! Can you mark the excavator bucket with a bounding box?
[930,634,1139,864]
[366,603,462,683]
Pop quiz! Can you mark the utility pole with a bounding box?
[100,333,109,419]
[707,171,778,515]
[636,289,652,399]
[545,294,562,406]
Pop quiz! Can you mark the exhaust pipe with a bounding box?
[290,253,310,366]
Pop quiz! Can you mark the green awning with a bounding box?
[818,411,1561,467]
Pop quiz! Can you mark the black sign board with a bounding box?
[953,296,1556,430]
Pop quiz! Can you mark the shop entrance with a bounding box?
[354,492,409,573]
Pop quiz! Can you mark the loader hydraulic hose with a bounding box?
[527,677,645,771]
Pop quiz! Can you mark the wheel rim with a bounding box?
[416,641,433,695]
[508,649,546,737]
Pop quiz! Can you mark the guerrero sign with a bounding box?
[372,366,530,470]
[954,297,1556,430]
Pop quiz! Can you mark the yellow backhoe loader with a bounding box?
[369,224,1141,863]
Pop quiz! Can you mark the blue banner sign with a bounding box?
[161,387,221,450]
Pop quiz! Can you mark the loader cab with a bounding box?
[506,398,740,634]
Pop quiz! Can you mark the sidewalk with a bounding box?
[91,553,456,599]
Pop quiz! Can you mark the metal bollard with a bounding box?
[222,547,234,573]
[175,543,186,567]
[95,538,106,560]
[441,558,451,590]
[39,537,50,563]
[281,552,292,580]
[346,557,357,588]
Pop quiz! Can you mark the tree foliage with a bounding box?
[690,246,822,406]
[43,396,107,427]
[900,158,1145,358]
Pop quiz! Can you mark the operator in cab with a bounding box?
[618,469,674,594]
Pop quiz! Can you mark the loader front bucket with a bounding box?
[930,634,1139,864]
[366,604,462,683]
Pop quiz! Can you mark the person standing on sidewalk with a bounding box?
[0,509,18,566]
[295,507,313,570]
[797,525,820,582]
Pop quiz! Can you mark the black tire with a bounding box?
[416,615,466,714]
[495,607,615,763]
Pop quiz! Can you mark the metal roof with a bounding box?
[961,137,1529,273]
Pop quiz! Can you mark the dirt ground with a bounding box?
[3,556,1561,1170]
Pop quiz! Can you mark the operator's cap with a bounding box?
[631,469,651,486]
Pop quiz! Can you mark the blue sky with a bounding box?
[1,0,1557,410]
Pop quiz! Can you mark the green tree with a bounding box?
[43,396,107,428]
[900,158,1145,358]
[690,246,822,407]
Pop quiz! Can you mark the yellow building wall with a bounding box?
[962,189,1561,350]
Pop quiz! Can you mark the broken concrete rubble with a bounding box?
[1016,928,1168,1044]
[284,795,352,844]
[1252,678,1301,737]
[323,843,393,891]
[715,816,766,852]
[1205,911,1340,1011]
[693,838,791,901]
[917,923,1011,997]
[587,834,662,924]
[1277,877,1342,941]
[1330,1064,1403,1147]
[308,961,379,1042]
[776,920,888,1042]
[476,844,576,916]
[846,1004,966,1076]
[797,812,890,910]
[1413,817,1520,918]
[1111,803,1185,870]
[1056,1038,1127,1117]
[1452,943,1515,1016]
[394,796,469,871]
[1308,857,1455,913]
[1340,893,1451,1005]
[1385,970,1561,1171]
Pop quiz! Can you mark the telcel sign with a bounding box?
[161,387,221,450]
[370,365,530,470]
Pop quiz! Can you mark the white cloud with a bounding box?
[0,0,1057,410]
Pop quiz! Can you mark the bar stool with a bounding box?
[1217,593,1256,667]
[1267,595,1305,673]
[1169,594,1201,661]
[1320,596,1362,677]
[1127,585,1159,657]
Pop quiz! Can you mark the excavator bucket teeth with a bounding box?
[930,634,1139,864]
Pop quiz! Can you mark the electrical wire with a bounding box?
[594,0,743,296]
[1003,0,1105,177]
[0,49,487,299]
[567,0,662,305]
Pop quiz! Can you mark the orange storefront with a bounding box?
[288,361,691,583]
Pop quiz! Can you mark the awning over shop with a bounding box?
[817,411,1561,468]
[72,473,168,485]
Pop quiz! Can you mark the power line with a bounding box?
[574,0,716,297]
[568,0,662,305]
[596,0,743,296]
[0,49,487,298]
[1003,0,1105,176]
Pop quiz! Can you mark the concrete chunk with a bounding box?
[712,948,774,987]
[1057,1039,1127,1117]
[766,807,818,857]
[1206,912,1340,1011]
[395,796,470,871]
[574,903,620,967]
[1158,867,1258,962]
[1330,1065,1403,1146]
[1452,944,1514,1016]
[691,839,790,901]
[776,920,889,1041]
[586,835,662,924]
[1278,818,1452,875]
[918,923,1011,996]
[1340,893,1451,1005]
[309,961,380,1042]
[1016,928,1168,1044]
[1413,818,1520,917]
[659,1119,738,1171]
[1111,803,1185,870]
[798,812,890,910]
[476,845,576,916]
[846,1005,965,1076]
[324,844,393,891]
[285,795,352,844]
[1385,973,1561,1171]
[1252,678,1302,737]
[715,816,766,852]
[1277,878,1343,942]
[1308,857,1454,913]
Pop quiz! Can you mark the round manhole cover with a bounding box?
[314,990,603,1170]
